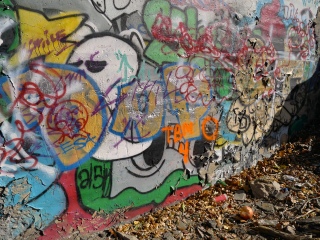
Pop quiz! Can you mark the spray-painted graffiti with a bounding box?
[0,0,319,238]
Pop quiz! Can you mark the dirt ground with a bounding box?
[10,111,320,240]
[82,115,320,240]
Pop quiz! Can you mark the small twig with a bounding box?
[294,209,320,221]
[300,197,320,214]
[280,206,296,220]
[251,226,316,240]
[295,216,320,224]
[300,200,310,214]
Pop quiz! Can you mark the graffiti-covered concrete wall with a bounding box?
[0,0,319,238]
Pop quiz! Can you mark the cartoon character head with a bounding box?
[67,31,152,160]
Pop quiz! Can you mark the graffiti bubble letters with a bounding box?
[26,29,67,58]
[202,116,219,141]
[162,122,195,143]
[11,8,87,64]
[162,118,219,144]
[8,63,107,170]
[162,117,219,163]
[77,161,111,198]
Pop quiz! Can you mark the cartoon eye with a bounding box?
[126,132,166,177]
[84,60,107,73]
[69,60,83,67]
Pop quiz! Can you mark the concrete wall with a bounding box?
[0,0,319,238]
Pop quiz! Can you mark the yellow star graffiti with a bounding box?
[10,8,87,65]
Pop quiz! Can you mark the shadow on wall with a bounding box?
[1,1,320,239]
[266,7,320,143]
[227,7,320,153]
[263,57,320,148]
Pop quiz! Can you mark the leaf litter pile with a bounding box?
[79,117,320,240]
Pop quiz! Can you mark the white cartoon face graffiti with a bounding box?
[68,34,152,160]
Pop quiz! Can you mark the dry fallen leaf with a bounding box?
[93,118,320,240]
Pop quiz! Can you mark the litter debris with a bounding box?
[282,175,298,181]
[106,116,320,240]
[234,190,247,201]
[176,220,187,231]
[216,179,228,187]
[256,201,275,213]
[257,219,278,226]
[250,178,280,199]
[314,166,320,175]
[239,206,254,220]
[274,188,290,200]
[285,225,296,235]
[115,231,139,240]
[214,194,228,203]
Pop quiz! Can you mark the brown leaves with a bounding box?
[107,121,320,240]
